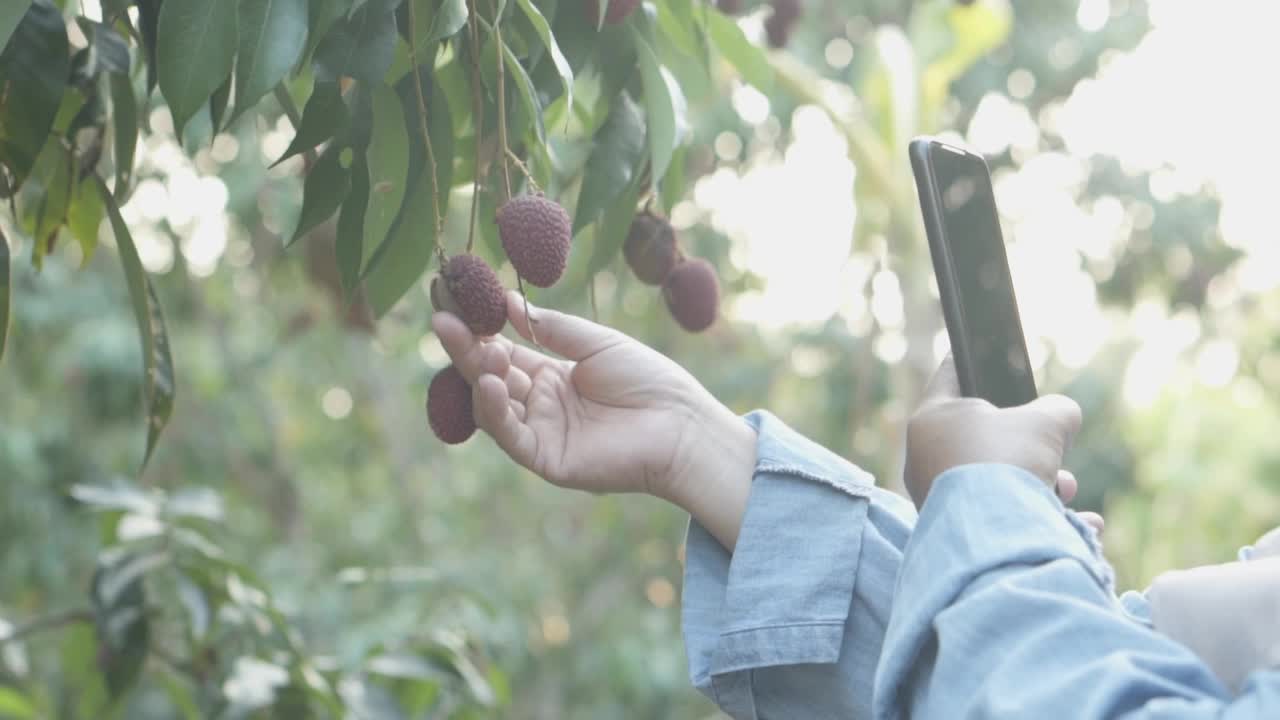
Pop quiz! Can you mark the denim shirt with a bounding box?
[681,411,1280,719]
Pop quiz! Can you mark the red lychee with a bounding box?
[496,194,572,288]
[662,258,720,333]
[442,254,507,336]
[427,365,476,444]
[624,211,680,286]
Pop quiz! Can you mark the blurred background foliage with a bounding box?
[4,0,1280,716]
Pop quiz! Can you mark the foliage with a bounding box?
[3,0,1272,716]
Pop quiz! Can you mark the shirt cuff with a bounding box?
[680,410,885,717]
[872,464,1115,720]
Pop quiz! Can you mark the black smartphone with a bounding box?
[909,136,1037,408]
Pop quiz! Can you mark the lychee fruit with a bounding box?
[764,0,802,48]
[430,275,463,316]
[442,254,507,336]
[663,258,720,333]
[496,194,572,288]
[427,365,476,444]
[585,0,642,26]
[624,211,680,285]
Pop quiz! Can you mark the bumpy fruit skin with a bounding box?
[585,0,641,25]
[427,366,476,444]
[663,258,720,333]
[443,254,507,336]
[496,194,572,288]
[624,212,680,285]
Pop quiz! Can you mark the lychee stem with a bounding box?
[504,146,541,194]
[464,0,484,254]
[406,0,443,236]
[517,275,542,349]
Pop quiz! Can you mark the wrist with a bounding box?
[661,401,757,551]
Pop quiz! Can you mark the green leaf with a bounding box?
[97,550,170,608]
[0,1,34,52]
[336,154,370,297]
[301,0,348,70]
[167,487,225,522]
[0,688,38,720]
[365,81,453,316]
[588,173,641,274]
[502,41,545,144]
[360,84,410,273]
[175,571,210,640]
[74,19,132,78]
[159,673,202,720]
[209,74,231,132]
[659,141,686,212]
[290,145,352,245]
[0,0,69,190]
[0,228,9,364]
[97,176,176,470]
[314,3,399,84]
[157,0,239,135]
[109,73,138,197]
[705,9,772,92]
[274,80,350,166]
[514,0,572,112]
[428,0,468,43]
[136,0,162,93]
[634,34,685,187]
[90,552,152,701]
[654,0,700,59]
[233,0,308,122]
[68,173,105,264]
[70,482,159,514]
[572,92,645,235]
[18,138,73,267]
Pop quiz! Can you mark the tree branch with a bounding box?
[0,608,94,647]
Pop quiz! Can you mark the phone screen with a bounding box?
[930,146,1036,408]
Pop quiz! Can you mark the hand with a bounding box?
[432,292,756,538]
[904,355,1083,510]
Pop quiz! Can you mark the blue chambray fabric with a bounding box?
[682,412,1280,719]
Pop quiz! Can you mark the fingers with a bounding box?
[505,290,626,362]
[474,374,539,467]
[432,312,512,382]
[1077,511,1105,536]
[480,342,532,404]
[1055,469,1077,503]
[921,354,961,406]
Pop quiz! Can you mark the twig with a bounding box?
[588,273,598,321]
[517,275,540,348]
[491,0,512,201]
[504,146,540,193]
[0,608,94,647]
[464,0,485,254]
[406,0,443,236]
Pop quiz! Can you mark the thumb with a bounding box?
[921,354,962,406]
[505,291,626,361]
[1012,393,1083,446]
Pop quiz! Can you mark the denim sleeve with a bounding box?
[873,464,1280,720]
[681,410,917,720]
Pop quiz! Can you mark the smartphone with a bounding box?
[909,136,1036,408]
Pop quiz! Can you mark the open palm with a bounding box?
[432,292,725,497]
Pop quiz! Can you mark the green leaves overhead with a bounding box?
[109,72,138,197]
[634,34,686,188]
[275,81,350,166]
[233,0,309,123]
[291,145,352,245]
[98,177,175,471]
[573,92,646,235]
[0,228,9,364]
[156,0,239,135]
[0,0,70,191]
[514,0,573,112]
[0,1,35,51]
[313,2,399,84]
[705,8,773,92]
[360,84,410,273]
[426,0,469,44]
